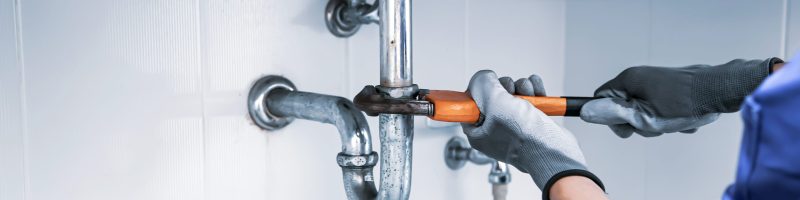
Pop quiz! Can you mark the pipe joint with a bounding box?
[248,75,379,200]
[325,0,379,38]
[445,137,512,185]
[337,152,379,168]
[375,84,418,99]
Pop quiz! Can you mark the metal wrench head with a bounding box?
[352,85,433,116]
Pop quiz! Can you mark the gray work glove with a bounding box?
[581,58,780,138]
[461,70,604,193]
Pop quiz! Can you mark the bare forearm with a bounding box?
[549,176,608,200]
[773,62,785,72]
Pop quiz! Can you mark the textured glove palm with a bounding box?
[461,70,587,189]
[581,58,776,137]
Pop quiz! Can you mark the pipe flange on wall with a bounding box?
[248,75,296,130]
[325,0,379,38]
[444,137,512,185]
[444,136,471,170]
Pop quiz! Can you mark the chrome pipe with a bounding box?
[490,162,510,200]
[489,161,511,185]
[466,149,496,165]
[378,114,414,199]
[263,88,379,200]
[376,0,414,199]
[379,0,412,87]
[339,153,379,200]
[444,137,511,200]
[266,89,373,155]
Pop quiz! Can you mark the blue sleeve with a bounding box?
[723,55,800,200]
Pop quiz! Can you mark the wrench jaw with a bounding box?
[352,85,434,117]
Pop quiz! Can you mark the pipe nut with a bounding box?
[375,84,419,98]
[248,75,296,130]
[489,172,511,185]
[337,152,378,168]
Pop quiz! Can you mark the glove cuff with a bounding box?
[512,140,588,189]
[768,57,785,74]
[693,58,774,115]
[540,169,606,200]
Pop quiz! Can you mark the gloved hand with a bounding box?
[581,58,781,138]
[461,70,603,193]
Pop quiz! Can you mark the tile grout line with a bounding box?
[780,0,789,58]
[644,0,653,199]
[463,0,470,84]
[194,0,207,198]
[12,0,29,199]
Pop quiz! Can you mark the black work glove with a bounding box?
[581,58,781,138]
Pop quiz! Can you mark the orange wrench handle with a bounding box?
[424,90,593,123]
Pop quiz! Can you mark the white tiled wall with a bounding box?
[1,0,24,199]
[565,0,795,200]
[1,0,796,200]
[0,0,565,200]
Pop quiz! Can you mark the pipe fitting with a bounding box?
[248,75,378,200]
[325,0,379,38]
[247,75,296,130]
[489,162,511,185]
[375,84,419,99]
[337,152,379,168]
[445,137,512,185]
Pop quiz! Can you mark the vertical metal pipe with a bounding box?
[378,0,414,199]
[378,114,413,199]
[379,0,412,87]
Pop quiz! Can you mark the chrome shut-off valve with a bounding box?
[325,0,379,38]
[444,137,511,185]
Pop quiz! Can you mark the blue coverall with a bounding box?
[724,53,800,199]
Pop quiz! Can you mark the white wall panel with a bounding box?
[467,0,566,97]
[408,1,467,200]
[21,0,204,199]
[564,1,650,200]
[789,0,800,57]
[0,0,25,199]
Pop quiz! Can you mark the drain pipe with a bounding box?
[376,0,415,199]
[248,76,378,200]
[265,0,415,198]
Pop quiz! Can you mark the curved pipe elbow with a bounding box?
[265,89,373,155]
[263,88,379,200]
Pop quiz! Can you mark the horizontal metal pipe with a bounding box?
[266,89,373,155]
[467,149,495,165]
